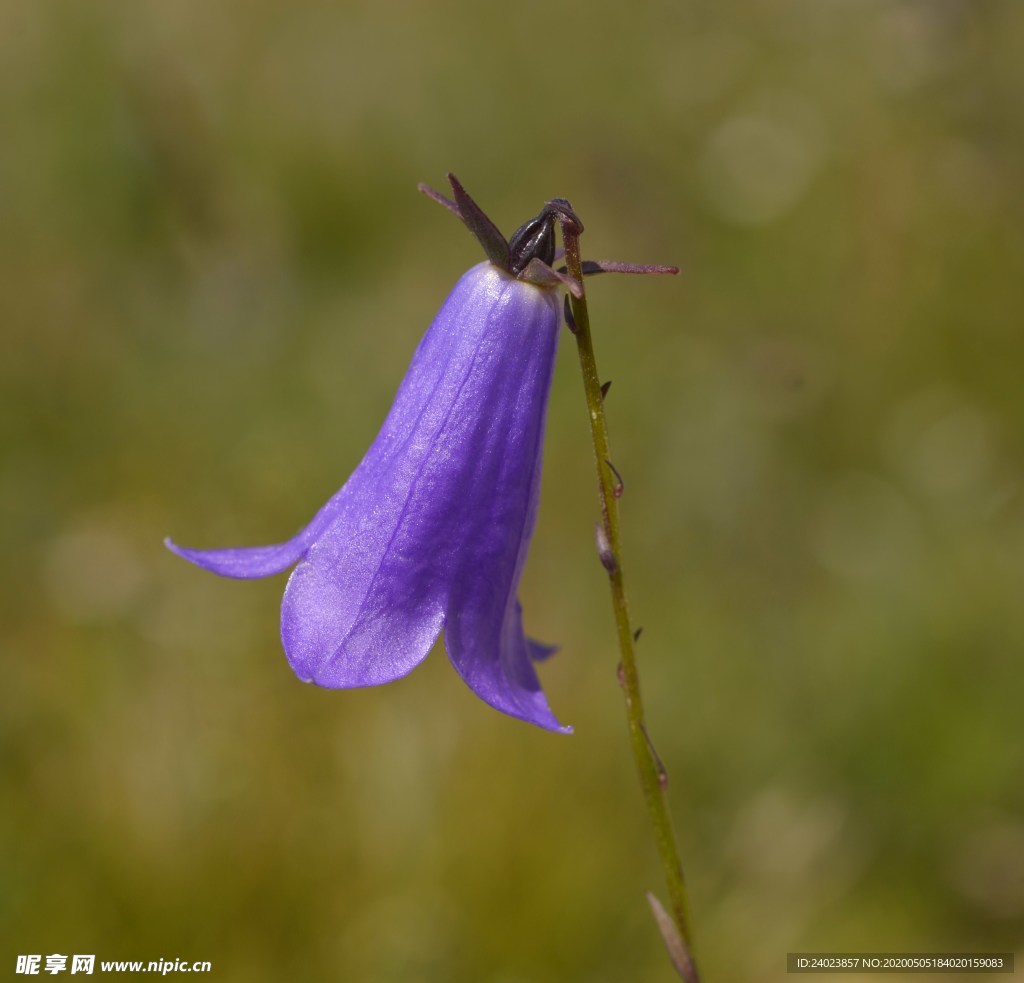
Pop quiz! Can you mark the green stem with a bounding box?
[561,219,700,983]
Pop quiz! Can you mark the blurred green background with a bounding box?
[3,1,1023,980]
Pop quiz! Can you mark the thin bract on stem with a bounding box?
[556,206,700,983]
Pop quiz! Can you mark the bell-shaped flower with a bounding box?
[167,176,584,731]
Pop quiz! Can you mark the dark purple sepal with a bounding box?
[447,173,511,272]
[417,182,461,219]
[575,260,680,277]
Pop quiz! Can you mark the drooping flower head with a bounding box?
[167,176,584,731]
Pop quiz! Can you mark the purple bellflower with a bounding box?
[167,176,590,732]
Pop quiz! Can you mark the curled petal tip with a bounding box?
[164,530,311,579]
[528,639,560,663]
[164,536,194,562]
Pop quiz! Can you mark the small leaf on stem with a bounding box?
[595,522,617,575]
[646,892,700,983]
[641,722,668,789]
[605,459,625,498]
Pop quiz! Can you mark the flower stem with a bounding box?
[560,215,700,983]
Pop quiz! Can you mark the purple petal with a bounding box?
[444,431,571,733]
[447,594,571,733]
